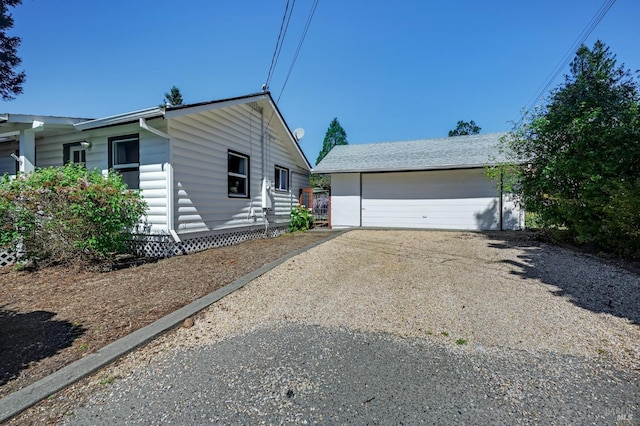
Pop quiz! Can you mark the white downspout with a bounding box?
[139,118,180,243]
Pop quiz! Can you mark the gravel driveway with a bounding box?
[55,230,639,424]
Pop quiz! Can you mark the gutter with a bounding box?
[312,164,493,175]
[75,107,163,131]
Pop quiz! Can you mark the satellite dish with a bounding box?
[293,127,305,141]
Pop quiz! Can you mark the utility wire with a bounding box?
[265,0,296,90]
[524,0,616,113]
[276,0,320,103]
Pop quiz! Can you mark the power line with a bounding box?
[265,0,296,90]
[524,0,616,112]
[276,0,320,103]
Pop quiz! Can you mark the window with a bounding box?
[63,142,87,166]
[274,165,289,191]
[108,134,140,189]
[70,146,86,166]
[228,151,249,198]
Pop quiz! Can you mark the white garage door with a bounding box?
[361,169,500,230]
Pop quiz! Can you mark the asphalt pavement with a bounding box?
[62,324,637,425]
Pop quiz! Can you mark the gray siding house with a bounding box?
[313,133,524,231]
[0,92,311,259]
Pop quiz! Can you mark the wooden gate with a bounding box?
[299,188,330,228]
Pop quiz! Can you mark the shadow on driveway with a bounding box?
[0,307,85,386]
[484,232,640,325]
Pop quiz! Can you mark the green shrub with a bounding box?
[289,204,313,232]
[0,163,147,268]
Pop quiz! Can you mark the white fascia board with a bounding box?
[74,107,163,131]
[164,94,269,119]
[0,114,88,126]
[312,164,490,174]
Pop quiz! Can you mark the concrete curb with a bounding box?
[0,230,347,423]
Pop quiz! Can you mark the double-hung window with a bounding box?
[109,134,140,189]
[274,165,289,191]
[228,150,249,198]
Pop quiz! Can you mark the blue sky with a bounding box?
[5,0,639,166]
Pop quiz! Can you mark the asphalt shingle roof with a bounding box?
[312,132,507,173]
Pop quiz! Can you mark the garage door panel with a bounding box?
[362,198,499,229]
[361,170,500,230]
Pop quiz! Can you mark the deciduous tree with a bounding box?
[448,120,480,137]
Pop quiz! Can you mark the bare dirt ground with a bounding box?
[0,231,331,400]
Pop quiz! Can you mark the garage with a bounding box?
[313,133,524,231]
[361,169,500,230]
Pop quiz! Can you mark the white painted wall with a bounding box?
[330,173,361,228]
[169,102,309,235]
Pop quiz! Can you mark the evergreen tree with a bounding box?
[316,117,348,165]
[0,0,25,101]
[163,86,183,107]
[499,40,640,256]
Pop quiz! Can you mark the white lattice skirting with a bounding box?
[127,225,289,259]
[0,250,16,268]
[0,226,289,267]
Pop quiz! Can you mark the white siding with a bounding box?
[330,173,361,228]
[169,102,309,235]
[31,121,170,233]
[361,169,505,230]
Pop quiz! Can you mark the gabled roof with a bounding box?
[74,93,273,131]
[0,92,311,170]
[312,132,507,174]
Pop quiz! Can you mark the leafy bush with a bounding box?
[289,204,313,232]
[0,163,147,268]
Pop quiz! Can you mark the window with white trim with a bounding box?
[69,146,86,166]
[63,142,87,167]
[109,134,140,189]
[228,151,249,198]
[274,165,289,191]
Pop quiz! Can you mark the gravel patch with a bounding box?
[10,229,640,424]
[169,230,639,368]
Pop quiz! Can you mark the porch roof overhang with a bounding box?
[0,114,90,143]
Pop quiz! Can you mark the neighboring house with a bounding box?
[312,133,524,231]
[0,92,311,260]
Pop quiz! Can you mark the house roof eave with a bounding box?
[74,107,164,131]
[164,92,269,119]
[312,163,497,174]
